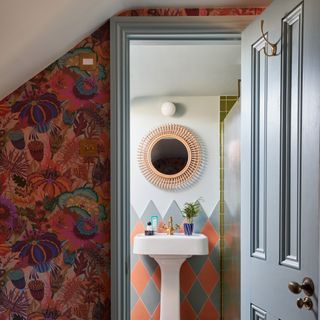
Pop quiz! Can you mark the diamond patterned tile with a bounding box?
[141,255,158,276]
[152,304,160,320]
[201,221,219,253]
[141,280,160,315]
[164,200,183,225]
[131,259,150,295]
[131,299,150,320]
[199,298,219,320]
[209,282,220,309]
[209,202,220,232]
[209,240,220,272]
[192,203,208,233]
[131,205,140,232]
[152,266,161,291]
[188,255,208,275]
[187,281,208,314]
[141,200,161,227]
[131,221,145,246]
[181,299,197,320]
[131,284,139,310]
[131,248,139,269]
[180,261,196,295]
[180,289,186,303]
[198,259,219,295]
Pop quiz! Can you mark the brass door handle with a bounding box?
[288,277,315,296]
[297,297,313,310]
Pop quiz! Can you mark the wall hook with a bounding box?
[260,20,280,57]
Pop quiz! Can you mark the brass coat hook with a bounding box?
[260,20,281,56]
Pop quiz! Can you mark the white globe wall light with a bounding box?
[161,102,176,117]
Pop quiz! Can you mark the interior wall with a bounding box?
[130,96,220,216]
[130,96,220,319]
[0,7,263,320]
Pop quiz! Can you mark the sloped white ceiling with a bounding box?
[0,0,272,100]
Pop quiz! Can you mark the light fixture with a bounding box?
[161,101,176,117]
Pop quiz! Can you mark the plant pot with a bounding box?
[183,223,194,236]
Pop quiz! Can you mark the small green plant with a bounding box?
[182,200,201,224]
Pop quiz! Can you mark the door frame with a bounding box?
[110,15,255,319]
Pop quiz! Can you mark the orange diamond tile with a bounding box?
[131,299,150,320]
[198,259,219,295]
[199,299,219,320]
[131,259,150,295]
[131,221,145,245]
[152,303,160,320]
[181,299,197,320]
[180,261,196,295]
[201,221,219,253]
[152,265,161,291]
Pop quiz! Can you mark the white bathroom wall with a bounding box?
[130,95,220,217]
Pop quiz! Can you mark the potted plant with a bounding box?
[182,200,201,236]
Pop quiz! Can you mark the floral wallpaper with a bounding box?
[0,7,264,320]
[0,24,110,320]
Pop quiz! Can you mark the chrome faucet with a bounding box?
[162,216,180,235]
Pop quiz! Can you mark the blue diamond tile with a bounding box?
[188,255,208,275]
[164,201,183,225]
[193,202,208,233]
[131,284,139,310]
[141,280,160,315]
[210,281,220,309]
[209,241,220,272]
[180,289,186,303]
[141,200,161,226]
[209,202,220,232]
[130,205,140,231]
[141,255,158,276]
[187,281,208,314]
[131,248,139,269]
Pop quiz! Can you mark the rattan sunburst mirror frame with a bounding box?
[138,124,203,190]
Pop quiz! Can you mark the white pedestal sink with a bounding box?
[133,233,208,320]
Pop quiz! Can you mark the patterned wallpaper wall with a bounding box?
[0,7,264,320]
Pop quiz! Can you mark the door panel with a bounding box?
[279,4,303,269]
[251,36,268,261]
[241,0,320,319]
[251,38,268,259]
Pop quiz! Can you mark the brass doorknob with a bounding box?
[288,277,315,296]
[297,297,313,310]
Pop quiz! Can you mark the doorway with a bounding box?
[129,39,240,319]
[110,16,250,319]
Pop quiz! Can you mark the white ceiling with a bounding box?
[0,0,272,100]
[130,41,241,98]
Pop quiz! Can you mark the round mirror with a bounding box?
[138,124,203,190]
[150,138,189,175]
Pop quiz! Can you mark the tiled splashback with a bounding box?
[130,201,220,320]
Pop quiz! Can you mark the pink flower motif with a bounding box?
[49,70,106,111]
[50,210,106,251]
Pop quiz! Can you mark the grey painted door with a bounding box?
[241,0,320,319]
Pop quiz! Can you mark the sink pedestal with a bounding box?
[133,233,208,320]
[151,255,190,320]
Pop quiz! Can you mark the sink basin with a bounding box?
[133,233,208,256]
[133,233,208,320]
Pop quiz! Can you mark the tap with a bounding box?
[162,216,180,235]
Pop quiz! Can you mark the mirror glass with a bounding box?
[150,138,188,175]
